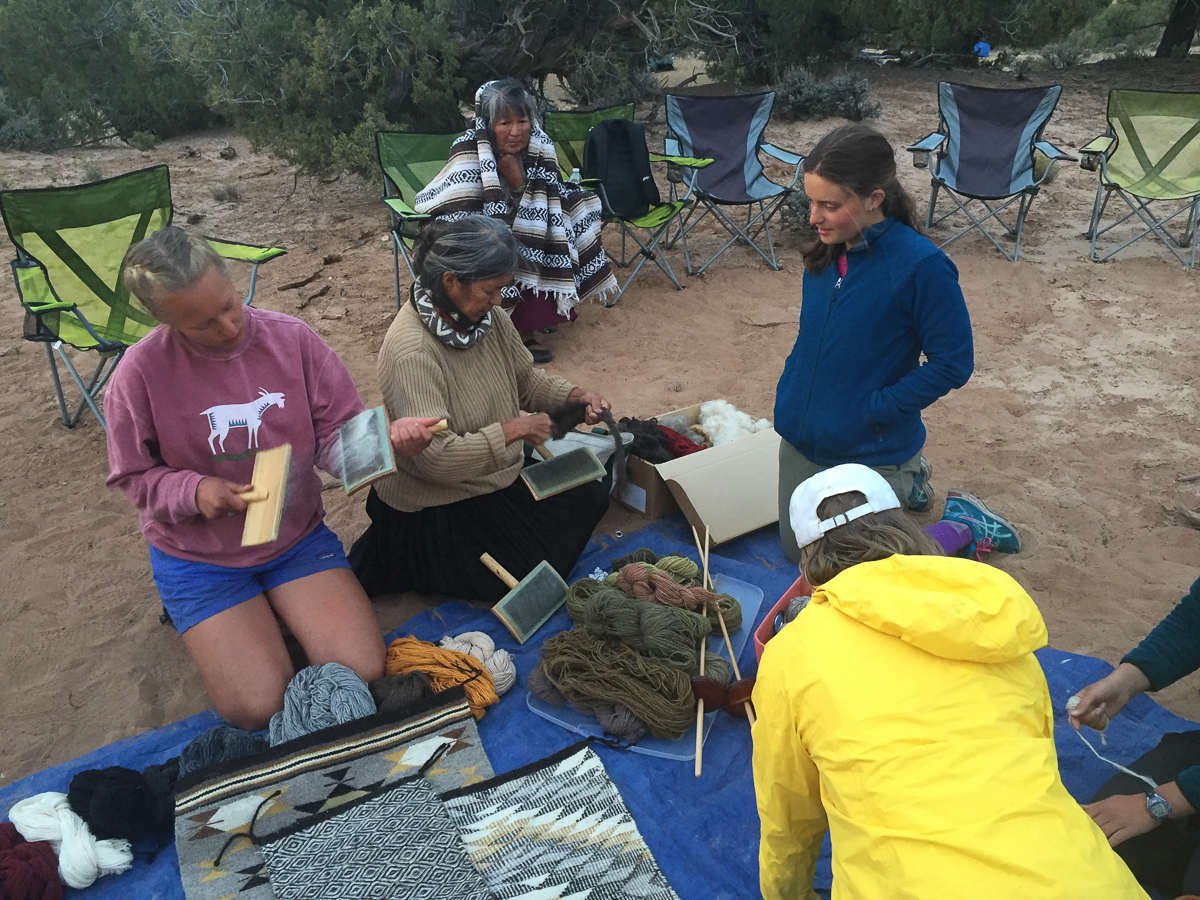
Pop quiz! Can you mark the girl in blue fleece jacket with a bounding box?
[775,123,1020,562]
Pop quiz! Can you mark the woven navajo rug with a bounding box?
[259,776,491,900]
[441,742,682,900]
[174,688,492,900]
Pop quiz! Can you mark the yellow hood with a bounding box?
[812,555,1048,663]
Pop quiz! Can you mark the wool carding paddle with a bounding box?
[241,443,292,547]
[480,553,569,644]
[338,407,448,495]
[520,442,606,501]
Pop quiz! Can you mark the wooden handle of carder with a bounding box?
[534,444,553,460]
[480,552,519,589]
[429,419,448,434]
[238,489,270,503]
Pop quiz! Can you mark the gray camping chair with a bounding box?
[908,82,1074,261]
[663,92,803,275]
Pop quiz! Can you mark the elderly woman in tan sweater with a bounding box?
[349,215,612,601]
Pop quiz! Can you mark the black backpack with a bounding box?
[582,118,661,220]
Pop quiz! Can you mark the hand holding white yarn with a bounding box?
[8,791,133,888]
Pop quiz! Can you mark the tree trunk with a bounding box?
[1156,0,1200,58]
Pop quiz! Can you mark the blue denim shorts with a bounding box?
[150,521,351,634]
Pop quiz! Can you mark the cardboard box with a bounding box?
[613,404,781,545]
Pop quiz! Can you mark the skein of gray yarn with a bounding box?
[527,664,649,742]
[784,595,810,624]
[594,705,650,743]
[268,662,376,747]
[178,726,268,777]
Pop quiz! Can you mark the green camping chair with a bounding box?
[545,105,712,302]
[544,103,635,181]
[376,131,462,307]
[1081,90,1200,268]
[0,165,285,430]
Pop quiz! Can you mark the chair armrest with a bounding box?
[907,132,946,153]
[206,238,287,264]
[1078,134,1113,172]
[1034,140,1075,162]
[907,132,945,170]
[761,143,803,166]
[12,263,73,312]
[1079,135,1113,155]
[382,197,427,219]
[649,153,714,168]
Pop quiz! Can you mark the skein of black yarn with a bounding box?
[141,757,180,834]
[67,767,158,841]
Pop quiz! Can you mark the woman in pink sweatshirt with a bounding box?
[105,226,437,730]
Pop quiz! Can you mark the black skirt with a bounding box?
[348,466,610,603]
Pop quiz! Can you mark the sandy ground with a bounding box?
[2,59,1200,787]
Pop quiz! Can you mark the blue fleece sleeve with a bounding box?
[1122,575,1200,692]
[870,252,974,424]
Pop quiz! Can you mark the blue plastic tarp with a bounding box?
[2,513,1196,899]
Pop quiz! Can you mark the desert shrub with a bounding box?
[1041,40,1083,67]
[1033,149,1060,184]
[81,160,105,183]
[682,0,1112,75]
[211,181,243,203]
[0,0,214,148]
[559,37,663,108]
[1069,0,1171,54]
[1009,55,1036,79]
[127,131,157,152]
[0,90,64,151]
[773,67,881,120]
[779,184,815,236]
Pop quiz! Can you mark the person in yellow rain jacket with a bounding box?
[752,463,1147,900]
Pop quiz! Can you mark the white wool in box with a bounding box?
[699,400,771,446]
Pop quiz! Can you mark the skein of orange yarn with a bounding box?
[385,636,499,720]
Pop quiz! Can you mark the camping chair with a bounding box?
[0,165,284,431]
[1080,90,1200,268]
[581,117,712,304]
[376,131,462,307]
[907,82,1074,262]
[663,92,804,275]
[544,103,635,181]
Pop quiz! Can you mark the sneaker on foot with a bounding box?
[907,456,934,512]
[942,490,1021,554]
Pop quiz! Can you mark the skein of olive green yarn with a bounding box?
[538,629,696,740]
[567,572,743,638]
[566,586,731,684]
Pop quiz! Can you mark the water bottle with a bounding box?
[568,168,581,184]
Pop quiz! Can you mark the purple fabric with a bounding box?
[508,289,576,333]
[924,519,973,555]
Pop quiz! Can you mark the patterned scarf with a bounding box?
[411,281,492,350]
[414,82,618,315]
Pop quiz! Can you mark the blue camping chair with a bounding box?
[908,82,1075,261]
[663,92,804,274]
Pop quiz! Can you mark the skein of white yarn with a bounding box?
[8,791,133,888]
[440,631,516,695]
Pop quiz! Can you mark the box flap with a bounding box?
[657,428,781,543]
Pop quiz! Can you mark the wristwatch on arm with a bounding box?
[1146,791,1172,820]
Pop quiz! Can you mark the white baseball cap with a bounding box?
[789,464,901,550]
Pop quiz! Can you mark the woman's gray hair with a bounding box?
[478,78,540,139]
[122,225,226,318]
[412,215,520,310]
